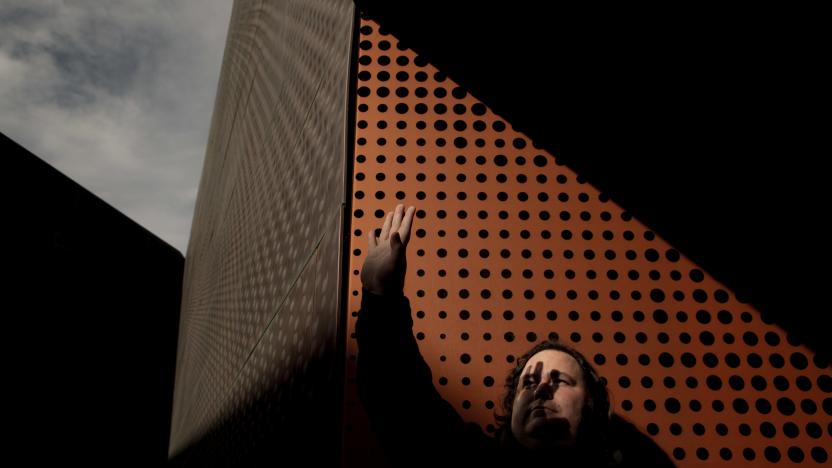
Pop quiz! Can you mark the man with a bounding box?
[356,204,617,467]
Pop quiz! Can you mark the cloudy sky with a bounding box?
[0,0,233,254]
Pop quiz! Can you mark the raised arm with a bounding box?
[359,203,415,297]
[355,204,488,467]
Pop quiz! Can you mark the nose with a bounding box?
[533,379,556,400]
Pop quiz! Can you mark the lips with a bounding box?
[530,406,552,414]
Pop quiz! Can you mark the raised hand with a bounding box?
[360,204,416,296]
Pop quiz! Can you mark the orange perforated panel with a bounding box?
[342,18,831,467]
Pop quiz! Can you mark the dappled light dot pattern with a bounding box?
[170,1,353,464]
[343,18,832,467]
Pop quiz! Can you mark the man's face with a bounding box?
[510,350,587,450]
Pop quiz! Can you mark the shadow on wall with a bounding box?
[353,1,829,359]
[168,345,342,467]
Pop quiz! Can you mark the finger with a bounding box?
[390,204,404,233]
[367,229,377,249]
[380,211,394,240]
[390,231,402,251]
[398,206,416,246]
[533,361,544,380]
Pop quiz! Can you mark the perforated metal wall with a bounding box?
[170,0,354,465]
[343,19,831,467]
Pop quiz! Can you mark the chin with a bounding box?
[522,421,577,448]
[548,437,577,449]
[517,435,577,451]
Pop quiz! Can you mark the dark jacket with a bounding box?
[355,289,492,467]
[355,289,676,468]
[355,289,602,467]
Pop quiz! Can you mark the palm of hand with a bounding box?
[361,204,416,295]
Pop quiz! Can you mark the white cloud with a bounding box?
[0,0,233,254]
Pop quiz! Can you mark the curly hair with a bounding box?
[492,339,616,465]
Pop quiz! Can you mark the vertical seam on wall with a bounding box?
[336,6,361,468]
